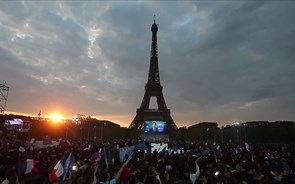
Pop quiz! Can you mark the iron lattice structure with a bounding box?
[0,82,9,113]
[129,18,178,132]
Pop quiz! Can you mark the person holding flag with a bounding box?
[48,151,76,183]
[113,153,133,183]
[48,160,64,183]
[62,152,76,181]
[93,153,133,184]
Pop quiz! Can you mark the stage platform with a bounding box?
[140,133,169,142]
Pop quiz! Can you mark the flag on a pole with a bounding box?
[90,148,101,165]
[24,159,39,174]
[18,158,39,176]
[119,145,136,162]
[103,147,109,169]
[48,160,64,182]
[62,152,76,181]
[135,141,149,152]
[119,142,149,162]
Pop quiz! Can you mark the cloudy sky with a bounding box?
[0,1,294,127]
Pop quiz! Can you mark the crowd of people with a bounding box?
[0,136,294,184]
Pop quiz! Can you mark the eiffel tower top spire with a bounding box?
[147,15,160,86]
[151,15,158,57]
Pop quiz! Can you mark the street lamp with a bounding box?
[233,121,240,143]
[65,124,69,140]
[221,126,224,144]
[80,126,83,141]
[87,122,90,141]
[244,124,247,142]
[206,128,209,142]
[94,125,96,140]
[101,122,106,140]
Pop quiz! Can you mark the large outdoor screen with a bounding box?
[4,119,30,132]
[144,120,167,134]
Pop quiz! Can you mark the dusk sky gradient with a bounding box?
[1,1,294,127]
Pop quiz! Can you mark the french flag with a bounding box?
[29,138,36,144]
[25,159,39,174]
[90,148,101,165]
[48,160,64,182]
[18,158,39,176]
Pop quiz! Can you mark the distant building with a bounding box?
[245,121,269,127]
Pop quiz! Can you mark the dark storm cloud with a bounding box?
[0,1,294,126]
[163,1,295,124]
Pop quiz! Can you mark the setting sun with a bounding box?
[51,113,63,122]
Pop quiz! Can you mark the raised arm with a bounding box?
[191,156,201,183]
[114,154,133,181]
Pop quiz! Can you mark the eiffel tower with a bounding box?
[129,17,178,133]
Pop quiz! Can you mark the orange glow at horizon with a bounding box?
[50,113,63,122]
[5,110,132,127]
